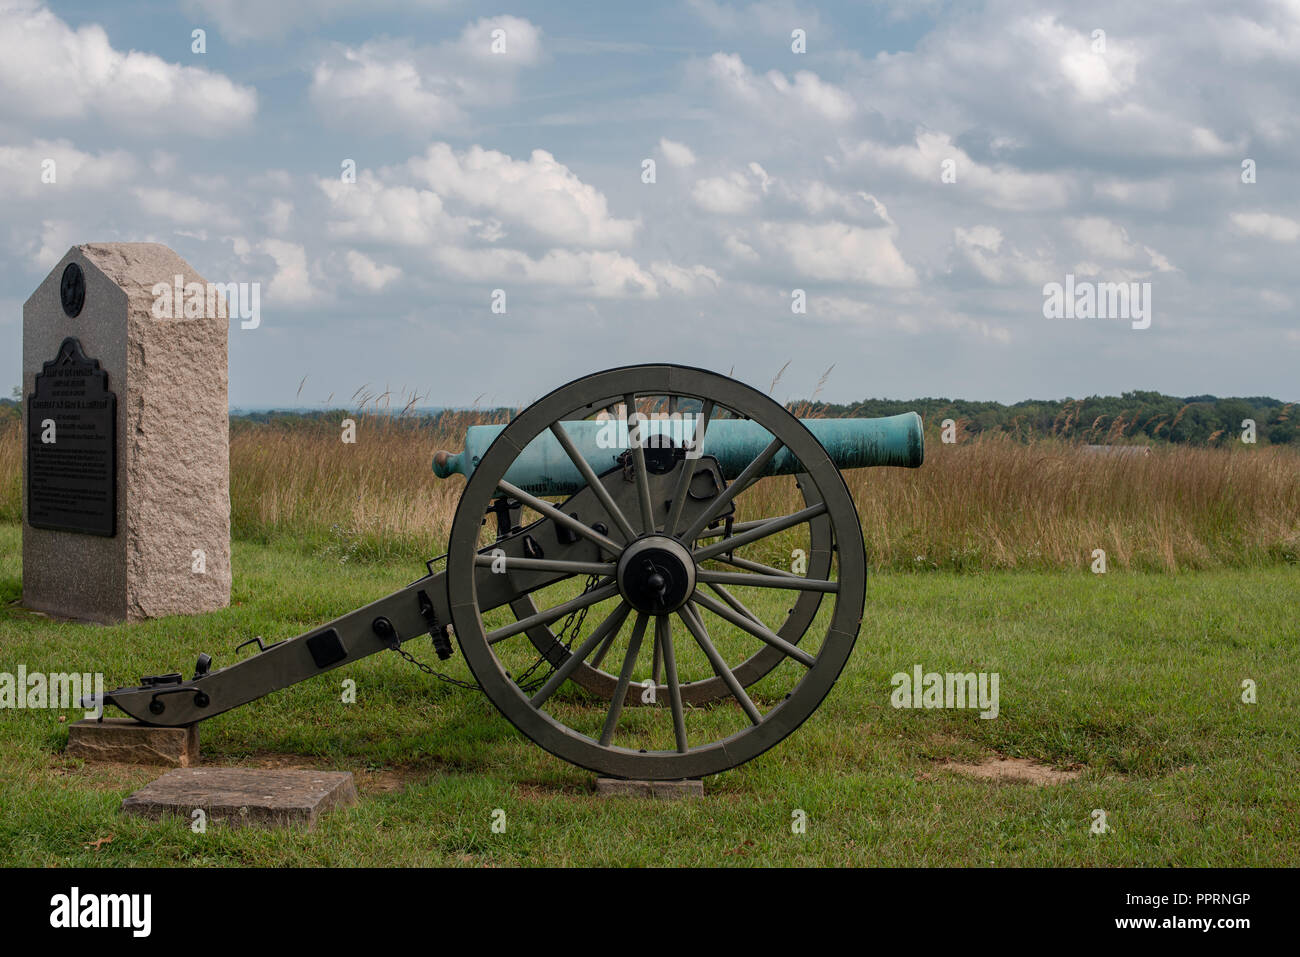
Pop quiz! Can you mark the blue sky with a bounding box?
[2,0,1297,409]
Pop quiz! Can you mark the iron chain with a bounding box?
[390,573,602,694]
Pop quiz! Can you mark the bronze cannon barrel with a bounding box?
[433,413,923,496]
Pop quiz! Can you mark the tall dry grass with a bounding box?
[0,419,19,525]
[845,436,1300,571]
[227,406,509,562]
[1,413,1297,571]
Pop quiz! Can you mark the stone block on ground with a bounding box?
[121,767,357,829]
[594,777,704,799]
[66,718,199,766]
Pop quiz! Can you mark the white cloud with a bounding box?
[150,152,178,176]
[264,199,293,234]
[955,225,1003,255]
[319,173,480,246]
[703,53,854,123]
[1213,6,1300,62]
[768,69,854,122]
[1069,217,1139,260]
[688,0,825,38]
[0,1,256,135]
[855,7,1251,163]
[0,139,135,198]
[760,221,917,287]
[817,294,1012,342]
[432,247,659,298]
[308,17,542,135]
[951,225,1053,284]
[747,161,773,193]
[260,239,314,304]
[1092,177,1175,209]
[659,138,697,168]
[29,219,82,271]
[183,0,456,43]
[692,172,760,214]
[649,261,722,295]
[786,182,891,223]
[345,250,401,291]
[1231,211,1300,242]
[133,187,240,229]
[723,232,759,262]
[405,143,639,247]
[312,142,691,299]
[309,42,465,136]
[1258,289,1292,310]
[846,130,1073,211]
[1067,217,1176,273]
[688,164,913,286]
[1027,16,1138,103]
[694,163,895,226]
[455,15,543,64]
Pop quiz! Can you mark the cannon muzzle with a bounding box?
[433,413,923,496]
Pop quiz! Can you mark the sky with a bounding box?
[1,0,1297,410]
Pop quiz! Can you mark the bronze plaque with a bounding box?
[27,337,117,536]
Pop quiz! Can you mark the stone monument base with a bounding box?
[22,243,231,624]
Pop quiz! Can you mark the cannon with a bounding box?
[90,365,924,780]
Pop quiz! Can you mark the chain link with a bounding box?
[389,573,602,694]
[511,574,601,693]
[390,642,483,690]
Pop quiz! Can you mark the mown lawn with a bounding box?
[0,522,1296,867]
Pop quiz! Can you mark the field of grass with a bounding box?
[1,523,1296,867]
[3,416,1299,571]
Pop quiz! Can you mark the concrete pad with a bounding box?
[67,718,199,766]
[121,767,357,830]
[595,777,704,799]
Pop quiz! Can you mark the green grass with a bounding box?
[0,521,1296,866]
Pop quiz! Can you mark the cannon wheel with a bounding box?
[507,478,833,706]
[447,364,865,780]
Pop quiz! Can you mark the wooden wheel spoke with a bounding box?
[677,603,762,725]
[589,627,617,669]
[487,582,619,645]
[705,581,763,624]
[529,602,632,707]
[678,435,784,543]
[549,421,637,541]
[696,569,837,593]
[663,399,714,537]
[626,393,657,533]
[651,629,663,685]
[658,615,688,752]
[692,502,827,563]
[598,613,650,745]
[715,553,801,578]
[496,479,622,555]
[694,518,770,540]
[691,592,816,668]
[475,555,616,576]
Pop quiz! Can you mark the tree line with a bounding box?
[801,391,1297,446]
[3,390,1296,446]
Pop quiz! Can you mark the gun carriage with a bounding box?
[93,364,923,780]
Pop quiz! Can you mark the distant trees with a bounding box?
[802,392,1297,447]
[3,391,1292,447]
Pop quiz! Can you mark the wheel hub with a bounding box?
[616,536,696,614]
